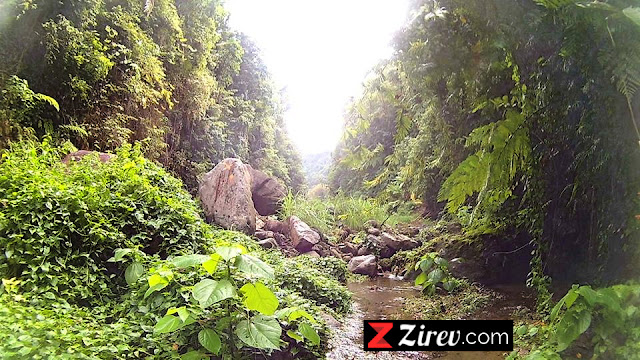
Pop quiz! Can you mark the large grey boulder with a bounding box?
[348,255,378,276]
[246,165,287,216]
[199,158,256,234]
[288,216,320,253]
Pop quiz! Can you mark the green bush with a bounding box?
[270,256,352,314]
[0,294,170,359]
[516,284,640,360]
[111,244,325,359]
[291,255,349,284]
[0,140,213,304]
[0,140,349,359]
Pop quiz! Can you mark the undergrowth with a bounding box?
[280,192,417,234]
[0,140,350,359]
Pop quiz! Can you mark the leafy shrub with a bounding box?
[113,244,324,359]
[414,252,461,295]
[0,294,171,359]
[0,140,214,304]
[520,284,640,360]
[290,255,349,284]
[266,255,352,314]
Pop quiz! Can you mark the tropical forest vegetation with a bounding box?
[0,0,639,359]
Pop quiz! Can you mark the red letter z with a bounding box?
[367,322,393,349]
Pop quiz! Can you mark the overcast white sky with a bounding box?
[225,0,411,155]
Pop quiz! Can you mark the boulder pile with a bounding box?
[198,158,422,277]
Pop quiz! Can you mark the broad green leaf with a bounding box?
[516,325,527,337]
[564,289,578,309]
[550,298,565,321]
[203,254,221,274]
[144,283,168,299]
[576,311,591,334]
[110,248,132,262]
[235,315,282,350]
[240,282,279,315]
[154,315,183,334]
[299,322,320,345]
[443,280,457,292]
[198,329,221,355]
[167,307,189,322]
[287,330,303,342]
[148,274,169,287]
[235,254,274,279]
[216,245,246,261]
[576,286,598,306]
[125,262,144,285]
[171,254,210,268]
[556,308,589,352]
[288,309,316,323]
[192,279,235,308]
[415,272,428,286]
[180,350,208,360]
[434,257,449,268]
[427,268,445,283]
[416,258,433,272]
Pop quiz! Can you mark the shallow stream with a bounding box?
[326,275,533,360]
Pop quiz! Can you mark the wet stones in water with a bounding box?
[348,255,378,276]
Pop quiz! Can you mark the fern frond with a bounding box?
[439,110,530,214]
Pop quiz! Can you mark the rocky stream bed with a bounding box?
[326,275,535,360]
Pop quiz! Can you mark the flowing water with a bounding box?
[327,275,534,360]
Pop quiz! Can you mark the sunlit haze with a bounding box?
[225,0,411,155]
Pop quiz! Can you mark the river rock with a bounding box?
[288,216,320,253]
[339,242,358,256]
[357,246,371,256]
[364,220,380,228]
[254,230,274,240]
[246,165,287,216]
[303,250,321,258]
[256,217,265,230]
[330,248,343,259]
[449,257,485,281]
[199,158,256,234]
[366,227,381,236]
[380,232,419,251]
[348,255,378,276]
[379,246,395,259]
[264,219,288,234]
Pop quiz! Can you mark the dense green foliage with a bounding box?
[511,283,640,359]
[0,141,347,359]
[331,0,640,287]
[0,0,304,192]
[0,140,209,305]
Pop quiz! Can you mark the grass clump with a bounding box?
[399,280,493,320]
[280,192,417,234]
